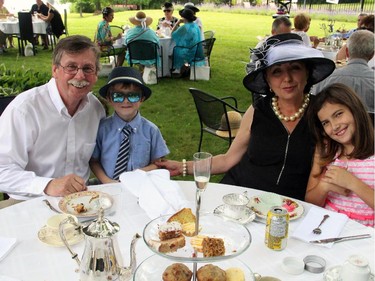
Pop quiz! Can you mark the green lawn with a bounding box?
[0,9,353,187]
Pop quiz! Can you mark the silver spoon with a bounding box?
[43,199,61,213]
[312,214,330,234]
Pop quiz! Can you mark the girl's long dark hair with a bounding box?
[307,83,374,168]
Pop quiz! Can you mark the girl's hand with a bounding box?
[321,165,353,190]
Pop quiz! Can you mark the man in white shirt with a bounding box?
[0,35,106,208]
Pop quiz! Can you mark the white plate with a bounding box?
[37,225,83,247]
[213,204,256,224]
[143,213,251,262]
[248,195,304,221]
[58,191,113,218]
[133,254,255,281]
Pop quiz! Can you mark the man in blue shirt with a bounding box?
[90,67,169,183]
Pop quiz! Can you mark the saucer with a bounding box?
[324,265,374,281]
[213,204,256,224]
[38,225,83,247]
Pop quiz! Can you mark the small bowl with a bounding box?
[222,193,249,206]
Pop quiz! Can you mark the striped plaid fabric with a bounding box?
[113,126,132,180]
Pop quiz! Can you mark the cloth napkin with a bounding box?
[120,169,192,219]
[0,237,17,262]
[291,206,348,248]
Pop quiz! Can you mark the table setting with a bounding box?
[0,159,374,280]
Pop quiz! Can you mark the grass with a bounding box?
[0,9,352,185]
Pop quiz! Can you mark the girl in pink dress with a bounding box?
[306,83,374,227]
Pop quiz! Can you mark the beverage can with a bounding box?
[265,206,289,250]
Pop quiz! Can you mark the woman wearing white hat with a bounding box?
[157,33,336,201]
[125,11,160,67]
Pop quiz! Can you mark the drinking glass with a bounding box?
[193,152,212,235]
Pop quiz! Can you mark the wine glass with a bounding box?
[193,152,212,234]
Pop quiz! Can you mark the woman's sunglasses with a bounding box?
[163,9,172,12]
[110,92,142,103]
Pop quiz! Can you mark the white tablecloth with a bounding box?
[159,37,175,77]
[0,20,48,35]
[0,181,373,280]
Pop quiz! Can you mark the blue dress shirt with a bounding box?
[92,111,170,179]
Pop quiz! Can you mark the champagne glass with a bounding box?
[193,152,212,234]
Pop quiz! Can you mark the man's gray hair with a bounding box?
[52,35,101,72]
[272,16,291,33]
[347,30,374,61]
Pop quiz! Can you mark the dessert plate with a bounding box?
[37,225,83,247]
[133,254,255,281]
[143,213,251,262]
[213,204,256,224]
[248,194,304,221]
[58,191,113,218]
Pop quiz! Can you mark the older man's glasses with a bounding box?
[58,64,96,75]
[163,9,172,12]
[111,92,142,103]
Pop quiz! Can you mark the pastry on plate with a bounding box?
[159,221,183,241]
[225,267,245,281]
[191,235,225,257]
[168,208,196,225]
[162,263,192,281]
[196,264,226,281]
[149,235,186,253]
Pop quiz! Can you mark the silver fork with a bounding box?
[312,214,330,234]
[43,199,61,213]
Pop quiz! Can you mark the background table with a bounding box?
[0,19,48,35]
[0,181,373,280]
[159,37,175,77]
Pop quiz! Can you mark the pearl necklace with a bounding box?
[272,94,310,122]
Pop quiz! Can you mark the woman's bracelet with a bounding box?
[182,159,187,177]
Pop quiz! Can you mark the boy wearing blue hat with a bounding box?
[89,67,169,183]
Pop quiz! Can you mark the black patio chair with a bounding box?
[17,12,37,56]
[204,30,215,40]
[189,88,245,152]
[127,39,162,82]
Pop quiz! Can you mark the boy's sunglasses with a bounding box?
[110,92,142,103]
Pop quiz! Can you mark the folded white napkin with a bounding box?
[0,237,17,262]
[120,169,191,219]
[292,206,348,248]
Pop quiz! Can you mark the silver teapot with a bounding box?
[59,208,140,281]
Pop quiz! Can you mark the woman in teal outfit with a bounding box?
[171,8,203,73]
[95,7,125,67]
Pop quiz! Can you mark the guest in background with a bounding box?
[95,6,125,67]
[306,83,374,227]
[30,0,49,48]
[343,13,368,39]
[171,8,202,75]
[292,13,319,48]
[157,34,335,201]
[156,2,179,35]
[90,67,169,183]
[125,11,159,68]
[313,30,374,114]
[184,2,204,40]
[0,0,14,50]
[37,0,65,49]
[0,35,105,208]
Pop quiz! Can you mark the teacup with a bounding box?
[222,193,249,219]
[341,255,371,281]
[46,214,78,240]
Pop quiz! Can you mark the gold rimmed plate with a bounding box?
[58,191,113,218]
[37,225,83,247]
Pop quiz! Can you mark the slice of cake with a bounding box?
[167,208,196,225]
[190,235,207,252]
[190,235,225,257]
[159,221,183,241]
[181,222,196,237]
[149,236,186,253]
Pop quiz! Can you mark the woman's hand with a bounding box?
[155,160,183,176]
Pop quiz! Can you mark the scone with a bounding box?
[149,235,186,253]
[159,221,183,241]
[225,267,245,281]
[196,264,226,281]
[162,263,193,281]
[168,208,196,225]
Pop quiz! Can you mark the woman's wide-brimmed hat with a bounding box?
[179,9,196,22]
[215,111,242,138]
[184,2,200,12]
[129,11,153,28]
[243,33,335,94]
[99,67,152,100]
